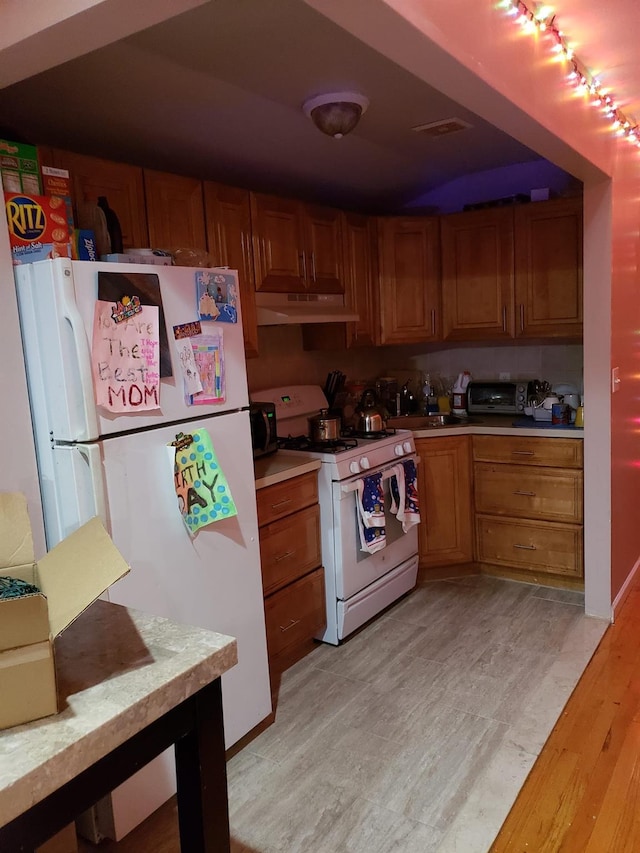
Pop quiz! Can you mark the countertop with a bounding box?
[254,452,322,489]
[0,599,237,829]
[406,413,584,439]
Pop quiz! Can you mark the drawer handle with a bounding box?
[513,490,536,497]
[279,618,300,632]
[513,543,536,550]
[271,498,292,510]
[275,550,295,562]
[512,450,535,456]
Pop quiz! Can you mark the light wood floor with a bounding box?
[78,575,610,852]
[491,574,640,852]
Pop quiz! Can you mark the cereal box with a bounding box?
[0,139,41,194]
[4,192,72,264]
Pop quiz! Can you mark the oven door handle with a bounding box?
[340,454,419,494]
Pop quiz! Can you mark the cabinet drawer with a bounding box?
[474,463,583,523]
[473,435,583,468]
[256,471,318,526]
[260,504,321,594]
[265,568,326,660]
[476,515,583,578]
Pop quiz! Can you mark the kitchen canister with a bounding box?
[574,405,584,427]
[551,403,570,425]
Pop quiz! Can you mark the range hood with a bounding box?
[255,292,359,326]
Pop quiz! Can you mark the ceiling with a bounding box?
[0,0,635,214]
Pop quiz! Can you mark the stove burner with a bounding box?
[278,434,359,454]
[341,426,397,440]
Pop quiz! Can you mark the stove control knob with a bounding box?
[349,460,360,474]
[394,444,405,457]
[403,441,413,454]
[360,456,371,470]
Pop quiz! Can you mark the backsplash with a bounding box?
[247,326,583,398]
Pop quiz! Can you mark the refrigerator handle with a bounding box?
[76,443,108,529]
[60,271,100,440]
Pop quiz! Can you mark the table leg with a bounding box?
[175,678,231,853]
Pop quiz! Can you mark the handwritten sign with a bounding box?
[170,430,237,534]
[92,300,160,412]
[173,322,203,397]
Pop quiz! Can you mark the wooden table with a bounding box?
[0,600,238,852]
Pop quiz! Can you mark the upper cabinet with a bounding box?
[441,198,583,343]
[203,182,259,359]
[302,211,379,351]
[377,215,440,345]
[514,197,583,339]
[143,169,207,251]
[441,207,515,341]
[250,192,343,293]
[48,149,148,250]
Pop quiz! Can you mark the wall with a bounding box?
[306,0,620,617]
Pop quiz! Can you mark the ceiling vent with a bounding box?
[412,117,472,137]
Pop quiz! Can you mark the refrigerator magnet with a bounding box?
[170,429,237,534]
[196,271,237,323]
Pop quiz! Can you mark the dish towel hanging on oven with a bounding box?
[356,472,387,553]
[390,459,421,532]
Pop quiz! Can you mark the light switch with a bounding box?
[612,366,621,393]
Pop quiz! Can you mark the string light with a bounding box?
[498,0,640,149]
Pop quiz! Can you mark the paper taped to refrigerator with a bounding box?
[92,300,161,412]
[196,270,237,323]
[170,429,237,534]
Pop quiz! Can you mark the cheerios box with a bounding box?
[0,492,130,730]
[3,191,72,265]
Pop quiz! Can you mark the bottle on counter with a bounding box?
[97,196,123,255]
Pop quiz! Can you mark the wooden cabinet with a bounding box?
[250,192,343,293]
[514,197,583,338]
[441,198,583,342]
[473,435,584,585]
[301,211,378,351]
[143,169,207,251]
[48,149,148,249]
[377,215,440,345]
[441,206,515,341]
[203,182,259,358]
[256,470,325,687]
[415,436,474,577]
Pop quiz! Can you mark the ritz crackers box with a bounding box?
[4,191,72,264]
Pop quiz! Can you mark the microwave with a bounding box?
[250,401,278,458]
[466,381,527,415]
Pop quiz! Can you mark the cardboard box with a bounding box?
[0,493,130,730]
[4,191,72,264]
[72,229,98,261]
[41,165,74,233]
[0,139,41,194]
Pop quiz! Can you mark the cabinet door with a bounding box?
[204,182,259,358]
[514,198,583,338]
[378,216,440,345]
[303,203,343,293]
[143,169,206,251]
[301,211,378,351]
[441,207,514,340]
[49,149,148,249]
[250,192,305,292]
[416,436,473,571]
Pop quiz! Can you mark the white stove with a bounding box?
[260,385,419,644]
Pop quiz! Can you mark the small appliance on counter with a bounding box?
[250,401,278,458]
[467,379,527,415]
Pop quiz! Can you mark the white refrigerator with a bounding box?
[14,257,271,840]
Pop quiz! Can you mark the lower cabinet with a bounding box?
[256,471,325,693]
[473,435,584,586]
[415,435,474,578]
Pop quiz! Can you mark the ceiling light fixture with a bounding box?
[303,92,369,139]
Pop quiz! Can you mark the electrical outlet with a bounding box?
[499,372,510,381]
